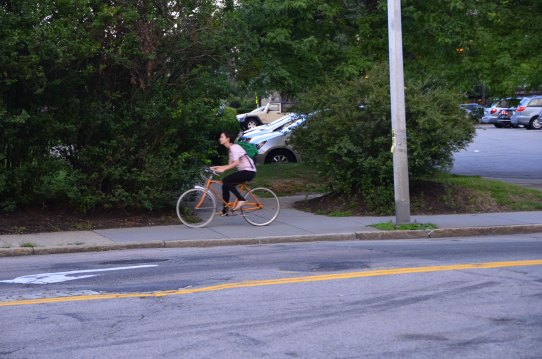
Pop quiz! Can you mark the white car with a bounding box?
[238,113,303,142]
[247,115,308,164]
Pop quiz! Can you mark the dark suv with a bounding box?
[459,103,484,122]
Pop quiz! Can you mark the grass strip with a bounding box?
[370,222,438,231]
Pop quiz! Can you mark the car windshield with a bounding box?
[275,116,300,130]
[268,114,293,126]
[246,114,291,131]
[252,106,266,113]
[282,117,307,133]
[262,114,301,131]
[240,114,300,139]
[494,98,521,108]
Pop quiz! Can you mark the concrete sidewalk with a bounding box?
[1,195,541,257]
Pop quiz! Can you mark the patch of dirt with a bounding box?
[294,181,508,216]
[0,181,508,235]
[266,179,323,195]
[0,207,179,235]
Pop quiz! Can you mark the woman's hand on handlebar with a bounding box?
[209,166,225,174]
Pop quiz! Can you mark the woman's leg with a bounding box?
[222,171,256,203]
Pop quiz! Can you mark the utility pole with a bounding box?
[387,0,411,224]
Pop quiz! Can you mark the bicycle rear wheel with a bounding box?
[176,188,216,228]
[241,187,280,226]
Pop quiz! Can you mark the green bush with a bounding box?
[0,1,240,213]
[291,63,476,213]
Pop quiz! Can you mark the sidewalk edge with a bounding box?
[1,224,541,257]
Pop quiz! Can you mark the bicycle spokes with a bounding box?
[177,170,280,227]
[241,188,280,226]
[177,188,216,228]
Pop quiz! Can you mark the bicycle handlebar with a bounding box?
[202,167,218,177]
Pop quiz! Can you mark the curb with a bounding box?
[356,224,542,240]
[1,224,541,257]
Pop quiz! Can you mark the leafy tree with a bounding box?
[291,64,476,212]
[1,0,540,214]
[0,0,239,211]
[235,0,539,212]
[470,0,542,96]
[233,0,542,101]
[233,0,386,98]
[392,0,542,99]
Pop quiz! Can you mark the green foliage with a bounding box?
[233,0,542,101]
[0,0,240,212]
[401,0,542,97]
[1,0,540,214]
[290,63,476,213]
[234,0,384,98]
[370,222,438,231]
[429,173,542,211]
[250,163,327,195]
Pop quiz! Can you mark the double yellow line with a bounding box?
[2,259,541,307]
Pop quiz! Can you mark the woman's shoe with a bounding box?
[218,208,229,216]
[232,201,246,211]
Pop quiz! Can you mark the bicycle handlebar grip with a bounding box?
[203,167,218,176]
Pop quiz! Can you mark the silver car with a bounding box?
[510,96,542,130]
[248,116,308,164]
[238,113,303,142]
[481,98,522,125]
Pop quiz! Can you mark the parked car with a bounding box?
[238,113,303,142]
[536,109,542,129]
[459,103,484,122]
[246,115,309,164]
[510,96,542,130]
[494,108,515,128]
[481,98,522,125]
[236,102,293,129]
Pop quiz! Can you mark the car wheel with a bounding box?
[528,117,542,130]
[245,118,260,129]
[265,149,296,164]
[494,123,502,128]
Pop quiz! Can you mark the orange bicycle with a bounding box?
[176,167,280,228]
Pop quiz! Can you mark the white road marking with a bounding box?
[0,265,158,284]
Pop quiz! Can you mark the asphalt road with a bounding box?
[452,125,542,190]
[1,234,542,358]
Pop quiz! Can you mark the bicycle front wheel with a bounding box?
[176,188,216,228]
[241,187,280,226]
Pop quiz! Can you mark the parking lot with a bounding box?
[452,125,542,190]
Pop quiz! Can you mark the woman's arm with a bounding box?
[211,159,240,174]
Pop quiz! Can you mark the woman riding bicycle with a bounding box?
[210,131,256,215]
